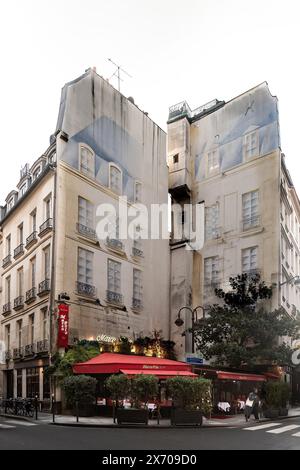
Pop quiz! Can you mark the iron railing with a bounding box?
[3,302,11,315]
[36,339,48,353]
[13,347,23,359]
[76,223,97,240]
[2,254,11,268]
[24,344,35,356]
[14,243,24,259]
[38,279,51,295]
[106,237,124,251]
[132,298,143,310]
[107,290,123,304]
[39,218,53,236]
[26,287,36,303]
[26,231,37,248]
[14,296,24,310]
[132,247,143,257]
[76,281,96,297]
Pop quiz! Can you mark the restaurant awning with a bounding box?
[73,352,193,375]
[217,371,266,382]
[120,369,197,379]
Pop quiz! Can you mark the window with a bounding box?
[30,257,36,288]
[20,183,27,197]
[244,131,259,159]
[7,197,14,211]
[45,196,52,220]
[31,210,37,232]
[18,223,24,244]
[17,268,24,297]
[17,320,22,348]
[107,259,121,294]
[29,314,35,344]
[26,368,39,398]
[242,190,259,230]
[173,154,179,164]
[133,269,143,302]
[77,248,93,285]
[205,204,220,240]
[33,167,41,181]
[42,310,47,341]
[78,197,94,229]
[5,276,11,303]
[80,145,95,177]
[43,246,51,280]
[134,181,142,203]
[204,257,219,286]
[133,225,143,253]
[6,235,11,256]
[242,246,258,273]
[109,164,122,195]
[5,324,10,350]
[207,149,220,175]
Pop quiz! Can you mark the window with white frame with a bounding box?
[20,183,27,197]
[107,259,121,294]
[5,324,10,350]
[30,257,36,288]
[44,195,52,220]
[134,181,142,203]
[17,320,22,348]
[244,131,259,159]
[77,248,93,285]
[5,276,11,303]
[133,225,143,253]
[17,268,24,297]
[43,246,51,280]
[205,204,220,240]
[6,235,11,255]
[33,167,41,181]
[31,210,37,232]
[242,190,259,230]
[204,257,219,286]
[80,145,95,178]
[133,269,143,304]
[7,197,14,211]
[78,197,94,229]
[242,246,258,273]
[29,313,35,344]
[207,149,220,176]
[18,223,23,245]
[42,309,47,341]
[109,165,122,195]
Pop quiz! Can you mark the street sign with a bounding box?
[186,356,204,364]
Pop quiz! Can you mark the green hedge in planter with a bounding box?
[131,375,159,409]
[105,374,131,406]
[166,376,212,414]
[265,381,291,416]
[62,375,97,408]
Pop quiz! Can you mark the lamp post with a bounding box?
[174,305,205,354]
[280,275,300,287]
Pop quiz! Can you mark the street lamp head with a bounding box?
[294,277,300,285]
[175,316,184,327]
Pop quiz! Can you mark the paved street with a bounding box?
[1,417,300,450]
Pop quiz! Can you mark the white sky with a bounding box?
[1,0,300,201]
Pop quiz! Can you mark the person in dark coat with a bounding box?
[245,388,260,422]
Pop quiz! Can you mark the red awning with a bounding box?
[217,371,266,382]
[73,352,193,375]
[120,369,197,379]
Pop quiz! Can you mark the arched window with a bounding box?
[79,144,95,178]
[109,164,122,195]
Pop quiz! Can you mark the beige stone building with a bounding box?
[0,68,169,400]
[168,83,300,375]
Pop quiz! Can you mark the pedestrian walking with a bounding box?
[245,388,260,422]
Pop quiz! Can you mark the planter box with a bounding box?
[279,407,289,417]
[263,408,279,419]
[72,404,95,417]
[116,408,149,425]
[171,409,203,426]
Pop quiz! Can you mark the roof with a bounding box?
[73,352,192,375]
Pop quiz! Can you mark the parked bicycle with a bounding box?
[0,398,35,417]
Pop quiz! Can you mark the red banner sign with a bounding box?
[57,304,69,348]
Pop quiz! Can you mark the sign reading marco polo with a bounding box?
[57,304,69,348]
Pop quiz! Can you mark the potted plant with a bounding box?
[105,374,131,422]
[62,375,97,417]
[264,381,282,419]
[167,376,212,426]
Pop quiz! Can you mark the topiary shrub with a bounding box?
[166,376,212,412]
[62,375,97,408]
[105,374,131,406]
[131,375,159,409]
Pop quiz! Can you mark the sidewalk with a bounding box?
[2,408,300,428]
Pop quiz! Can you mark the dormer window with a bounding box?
[19,183,27,197]
[7,197,14,211]
[79,144,95,178]
[33,166,41,181]
[109,164,122,195]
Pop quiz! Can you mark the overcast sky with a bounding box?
[0,0,300,201]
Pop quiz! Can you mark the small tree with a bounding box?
[166,377,212,412]
[105,374,130,407]
[62,375,97,408]
[131,375,159,409]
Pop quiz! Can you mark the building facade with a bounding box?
[168,83,300,373]
[0,68,170,400]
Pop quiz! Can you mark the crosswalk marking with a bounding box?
[244,423,281,431]
[292,432,300,437]
[266,424,300,434]
[3,420,37,427]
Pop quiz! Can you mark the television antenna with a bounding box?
[107,58,132,92]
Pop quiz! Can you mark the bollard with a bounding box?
[35,395,38,420]
[52,394,55,423]
[76,401,79,423]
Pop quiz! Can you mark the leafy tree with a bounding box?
[44,344,100,380]
[193,273,300,368]
[62,375,97,407]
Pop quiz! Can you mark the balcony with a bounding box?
[38,279,51,296]
[2,254,12,268]
[106,237,124,252]
[132,298,143,310]
[13,347,23,360]
[14,296,24,311]
[242,268,261,279]
[106,290,124,305]
[14,243,24,259]
[25,231,38,249]
[76,281,96,297]
[26,287,36,304]
[39,218,53,237]
[132,247,143,258]
[2,302,11,315]
[24,343,35,357]
[36,339,49,354]
[76,223,97,241]
[5,350,11,361]
[241,215,260,232]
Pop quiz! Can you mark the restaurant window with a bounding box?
[26,367,40,398]
[17,370,23,398]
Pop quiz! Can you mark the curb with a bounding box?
[49,422,228,429]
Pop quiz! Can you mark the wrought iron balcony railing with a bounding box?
[39,218,53,236]
[3,302,11,315]
[76,223,97,240]
[107,290,123,305]
[132,247,143,258]
[26,287,36,303]
[25,231,38,248]
[106,237,124,251]
[38,279,51,296]
[2,254,12,268]
[24,343,35,357]
[132,298,143,310]
[5,350,11,361]
[76,281,96,297]
[14,243,24,259]
[14,296,24,310]
[13,347,23,360]
[36,339,49,354]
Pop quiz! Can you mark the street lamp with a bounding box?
[174,305,205,353]
[280,275,300,287]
